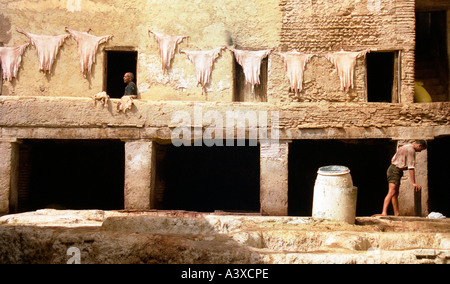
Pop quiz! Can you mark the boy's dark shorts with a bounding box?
[387,164,403,185]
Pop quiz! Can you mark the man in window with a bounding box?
[117,72,137,113]
[123,72,137,98]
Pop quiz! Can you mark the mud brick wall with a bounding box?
[275,0,416,103]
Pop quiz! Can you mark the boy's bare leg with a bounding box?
[382,183,400,216]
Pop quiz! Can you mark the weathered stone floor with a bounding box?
[0,209,449,264]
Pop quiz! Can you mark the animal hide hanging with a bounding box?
[65,28,113,78]
[149,31,189,74]
[228,47,272,94]
[179,46,226,89]
[323,49,370,92]
[16,28,71,74]
[276,49,314,96]
[0,43,29,82]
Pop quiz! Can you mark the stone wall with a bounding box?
[1,0,416,103]
[0,1,448,217]
[0,0,281,101]
[0,97,449,141]
[276,0,415,103]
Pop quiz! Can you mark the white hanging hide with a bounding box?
[16,28,70,73]
[276,50,314,95]
[179,46,225,88]
[228,48,272,94]
[65,28,113,78]
[0,43,29,81]
[323,49,370,92]
[149,31,188,74]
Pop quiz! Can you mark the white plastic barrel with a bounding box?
[312,165,358,224]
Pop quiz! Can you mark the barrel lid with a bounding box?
[317,165,350,175]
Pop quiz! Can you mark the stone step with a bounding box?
[1,210,449,264]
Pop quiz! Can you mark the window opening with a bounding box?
[415,11,449,102]
[104,50,138,99]
[366,51,398,102]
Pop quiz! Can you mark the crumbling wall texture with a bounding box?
[0,0,415,103]
[0,97,449,141]
[275,0,415,103]
[0,0,282,101]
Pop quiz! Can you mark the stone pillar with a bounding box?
[124,140,156,210]
[260,140,289,216]
[0,139,19,215]
[399,147,429,216]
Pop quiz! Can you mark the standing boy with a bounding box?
[381,140,427,216]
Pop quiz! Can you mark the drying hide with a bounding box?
[16,28,70,73]
[91,91,110,107]
[228,48,272,94]
[276,50,314,96]
[65,28,113,78]
[149,31,189,74]
[0,43,29,81]
[323,49,370,92]
[116,95,134,113]
[180,46,226,89]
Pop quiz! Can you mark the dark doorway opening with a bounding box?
[428,136,450,217]
[155,141,260,212]
[17,140,124,212]
[288,139,397,216]
[105,50,138,98]
[366,52,397,102]
[415,11,449,102]
[233,56,268,102]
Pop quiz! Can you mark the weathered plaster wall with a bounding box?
[0,0,118,96]
[0,0,282,101]
[1,0,416,103]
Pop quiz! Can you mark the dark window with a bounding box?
[415,11,449,102]
[105,50,138,98]
[428,136,450,217]
[366,52,397,102]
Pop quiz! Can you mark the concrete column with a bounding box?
[124,140,156,210]
[0,139,19,215]
[260,140,289,216]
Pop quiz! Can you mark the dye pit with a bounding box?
[0,209,449,264]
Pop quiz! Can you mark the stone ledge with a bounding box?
[0,210,448,264]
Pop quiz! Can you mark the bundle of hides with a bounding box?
[91,91,110,106]
[117,96,134,113]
